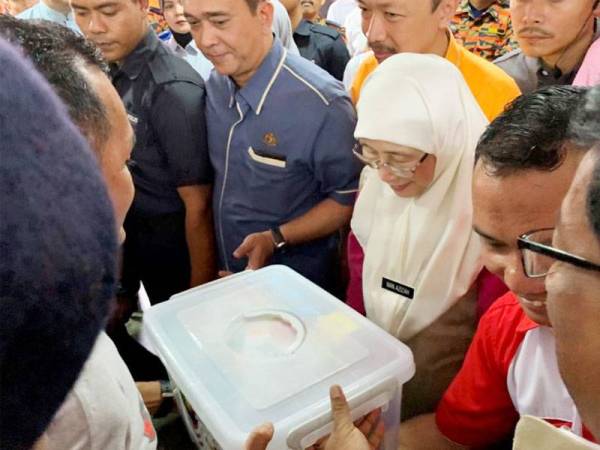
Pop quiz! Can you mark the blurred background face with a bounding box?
[71,0,149,63]
[6,0,37,15]
[358,138,436,198]
[163,0,190,33]
[358,0,453,63]
[472,152,583,326]
[184,0,273,86]
[300,0,323,20]
[510,0,596,60]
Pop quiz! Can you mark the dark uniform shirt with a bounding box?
[112,30,212,217]
[294,19,350,81]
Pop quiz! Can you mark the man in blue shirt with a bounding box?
[184,0,360,291]
[17,0,80,31]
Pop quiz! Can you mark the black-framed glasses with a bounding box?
[518,228,600,278]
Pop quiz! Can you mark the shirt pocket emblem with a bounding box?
[248,147,286,169]
[263,132,278,147]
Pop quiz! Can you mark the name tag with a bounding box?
[381,277,414,299]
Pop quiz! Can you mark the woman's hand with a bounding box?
[244,385,384,450]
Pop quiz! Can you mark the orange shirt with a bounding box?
[350,33,521,121]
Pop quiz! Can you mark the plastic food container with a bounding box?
[145,265,415,449]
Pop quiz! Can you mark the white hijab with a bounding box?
[351,54,488,341]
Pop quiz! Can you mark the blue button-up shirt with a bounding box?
[17,1,80,32]
[206,38,360,289]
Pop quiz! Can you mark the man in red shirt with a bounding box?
[399,86,596,449]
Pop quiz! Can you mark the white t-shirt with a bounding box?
[45,332,157,450]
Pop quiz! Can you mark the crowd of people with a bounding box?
[0,0,599,449]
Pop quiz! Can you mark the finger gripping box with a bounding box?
[145,265,415,449]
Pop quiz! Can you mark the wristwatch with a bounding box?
[270,226,287,250]
[160,380,174,399]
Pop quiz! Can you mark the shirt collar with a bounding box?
[534,22,600,85]
[456,0,508,21]
[228,38,287,115]
[444,31,462,68]
[36,0,72,23]
[294,19,312,37]
[117,29,159,80]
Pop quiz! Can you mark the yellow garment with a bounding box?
[350,33,521,121]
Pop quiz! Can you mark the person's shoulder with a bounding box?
[282,52,348,103]
[493,47,530,73]
[148,43,205,87]
[479,292,531,334]
[461,45,520,87]
[309,21,343,41]
[16,4,39,18]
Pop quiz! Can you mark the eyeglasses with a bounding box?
[352,144,429,178]
[518,228,600,278]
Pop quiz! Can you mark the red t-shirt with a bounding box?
[435,292,596,446]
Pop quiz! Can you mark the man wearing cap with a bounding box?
[184,0,360,293]
[494,0,600,93]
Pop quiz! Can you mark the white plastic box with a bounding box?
[145,265,415,449]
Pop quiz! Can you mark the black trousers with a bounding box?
[110,210,191,381]
[121,210,191,305]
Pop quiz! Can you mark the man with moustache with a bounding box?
[495,0,600,93]
[349,0,519,120]
[399,86,598,449]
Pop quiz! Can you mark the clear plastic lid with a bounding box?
[145,265,414,448]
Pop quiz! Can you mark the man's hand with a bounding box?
[245,423,274,450]
[244,385,384,450]
[136,381,163,415]
[233,231,275,270]
[322,385,384,450]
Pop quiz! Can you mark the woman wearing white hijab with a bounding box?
[351,53,488,419]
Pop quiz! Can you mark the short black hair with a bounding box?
[587,150,600,242]
[0,16,111,151]
[569,85,600,149]
[475,85,587,176]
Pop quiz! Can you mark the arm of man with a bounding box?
[151,81,215,286]
[177,184,216,286]
[233,94,360,270]
[398,414,466,450]
[327,35,351,81]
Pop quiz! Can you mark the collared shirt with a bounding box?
[294,19,350,80]
[17,0,80,32]
[494,23,600,94]
[112,30,212,217]
[450,0,517,62]
[205,38,360,287]
[436,293,596,447]
[163,34,213,81]
[574,38,600,86]
[350,32,521,121]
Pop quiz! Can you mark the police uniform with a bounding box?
[205,38,360,293]
[294,19,350,80]
[494,24,600,94]
[111,30,212,305]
